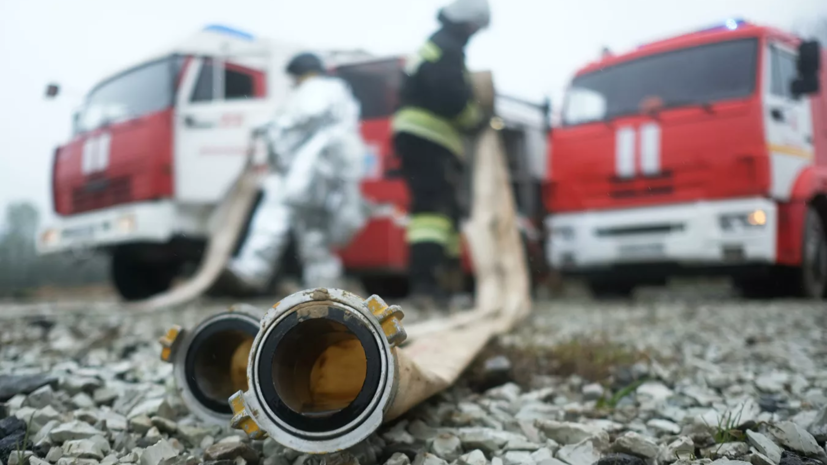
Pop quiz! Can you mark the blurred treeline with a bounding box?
[0,202,107,298]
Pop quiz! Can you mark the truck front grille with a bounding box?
[72,176,132,213]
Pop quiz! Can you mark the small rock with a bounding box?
[531,448,554,463]
[30,458,50,465]
[129,417,153,436]
[755,372,789,394]
[71,394,96,410]
[582,384,604,402]
[60,378,102,397]
[92,389,119,407]
[33,407,61,425]
[457,450,486,465]
[121,451,142,464]
[385,453,411,465]
[557,437,605,465]
[659,437,695,464]
[63,439,105,460]
[777,451,823,465]
[128,399,164,420]
[8,451,34,465]
[504,438,541,452]
[711,443,750,460]
[154,397,185,423]
[611,432,659,459]
[535,421,609,446]
[45,447,63,464]
[412,453,448,465]
[749,452,774,465]
[0,417,26,437]
[486,383,522,404]
[479,356,513,390]
[150,418,176,435]
[49,421,102,443]
[636,382,673,402]
[141,440,179,465]
[100,412,127,432]
[808,406,827,443]
[159,457,198,465]
[204,443,259,465]
[75,410,100,426]
[101,455,119,465]
[648,419,681,435]
[382,422,415,445]
[430,434,461,462]
[746,431,783,465]
[200,437,215,450]
[502,452,532,465]
[55,458,98,465]
[177,426,218,448]
[458,430,507,455]
[767,422,825,459]
[596,454,646,465]
[24,387,56,411]
[0,375,58,403]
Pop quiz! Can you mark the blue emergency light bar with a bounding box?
[203,24,255,41]
[697,18,748,33]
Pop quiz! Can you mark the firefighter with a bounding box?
[226,52,367,292]
[392,0,491,308]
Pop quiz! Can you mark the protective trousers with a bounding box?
[227,173,294,291]
[394,132,463,299]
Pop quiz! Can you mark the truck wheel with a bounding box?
[111,250,176,301]
[587,279,635,300]
[800,207,827,299]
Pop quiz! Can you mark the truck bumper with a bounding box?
[37,201,184,255]
[546,197,777,276]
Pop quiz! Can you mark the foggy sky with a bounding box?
[1,0,825,225]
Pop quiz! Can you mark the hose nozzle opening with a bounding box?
[234,289,403,454]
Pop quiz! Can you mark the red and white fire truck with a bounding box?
[545,19,827,299]
[37,25,549,301]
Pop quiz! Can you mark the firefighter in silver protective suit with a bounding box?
[224,52,368,292]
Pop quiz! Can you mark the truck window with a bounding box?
[770,46,798,99]
[77,56,182,133]
[333,59,403,119]
[191,60,256,102]
[563,38,759,125]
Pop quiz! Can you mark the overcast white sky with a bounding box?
[1,0,825,226]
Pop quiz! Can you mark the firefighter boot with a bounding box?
[408,242,450,313]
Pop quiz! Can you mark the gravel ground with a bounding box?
[0,288,826,465]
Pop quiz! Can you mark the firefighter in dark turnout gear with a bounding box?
[392,0,491,308]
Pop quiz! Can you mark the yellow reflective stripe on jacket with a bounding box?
[407,213,453,245]
[392,108,465,157]
[453,100,482,130]
[405,41,443,75]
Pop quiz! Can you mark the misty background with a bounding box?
[0,0,825,294]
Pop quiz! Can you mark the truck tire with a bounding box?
[800,207,827,299]
[111,249,177,301]
[587,279,635,300]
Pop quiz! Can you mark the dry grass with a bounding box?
[467,335,650,390]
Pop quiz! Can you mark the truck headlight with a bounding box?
[719,210,767,231]
[41,229,60,247]
[116,214,136,234]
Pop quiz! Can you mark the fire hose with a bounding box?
[159,72,532,454]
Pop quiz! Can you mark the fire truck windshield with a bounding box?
[563,38,758,126]
[76,55,184,134]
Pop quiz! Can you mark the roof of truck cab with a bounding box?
[575,20,801,78]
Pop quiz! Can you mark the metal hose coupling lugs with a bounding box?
[159,303,266,425]
[228,288,406,454]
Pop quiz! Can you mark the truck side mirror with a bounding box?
[791,40,821,98]
[45,83,60,98]
[543,97,553,135]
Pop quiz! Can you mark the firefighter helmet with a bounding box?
[285,52,326,77]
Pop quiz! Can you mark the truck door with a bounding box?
[764,42,815,201]
[174,57,270,204]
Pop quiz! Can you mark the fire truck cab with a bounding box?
[545,19,827,299]
[38,25,550,301]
